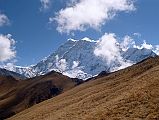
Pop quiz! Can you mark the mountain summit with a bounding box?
[6,39,156,80]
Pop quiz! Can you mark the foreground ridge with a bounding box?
[0,70,82,119]
[8,56,159,120]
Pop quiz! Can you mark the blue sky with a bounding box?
[0,0,159,66]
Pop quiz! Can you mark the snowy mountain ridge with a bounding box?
[5,38,157,80]
[0,68,27,79]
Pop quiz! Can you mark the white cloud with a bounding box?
[94,33,159,71]
[133,40,153,50]
[94,33,135,71]
[40,0,51,11]
[120,34,155,51]
[0,13,9,27]
[52,0,135,33]
[120,35,135,51]
[141,40,153,50]
[0,34,16,62]
[94,33,120,64]
[119,34,158,53]
[94,33,134,71]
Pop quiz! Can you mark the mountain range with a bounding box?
[5,38,156,80]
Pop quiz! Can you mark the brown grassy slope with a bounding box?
[0,76,19,96]
[8,56,159,120]
[0,71,82,119]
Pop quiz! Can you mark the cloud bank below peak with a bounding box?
[51,0,136,33]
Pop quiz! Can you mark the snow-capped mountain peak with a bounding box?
[0,68,26,79]
[5,39,157,80]
[81,37,97,42]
